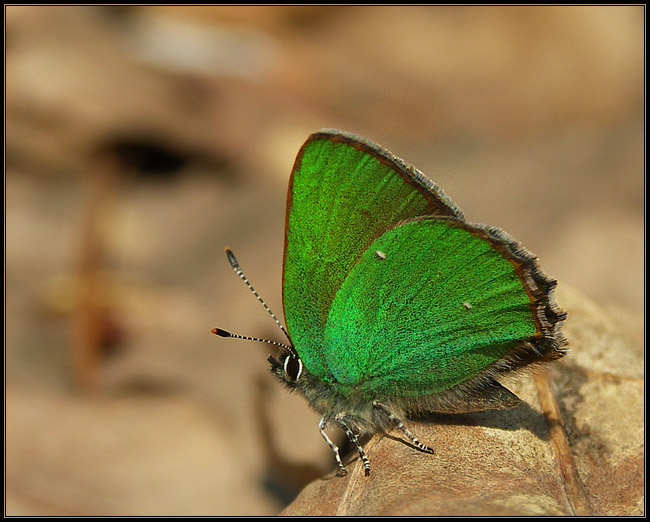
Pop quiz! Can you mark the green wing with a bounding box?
[283,130,463,379]
[322,217,553,398]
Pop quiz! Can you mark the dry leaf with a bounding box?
[281,285,644,516]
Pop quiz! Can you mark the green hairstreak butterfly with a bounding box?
[213,129,567,476]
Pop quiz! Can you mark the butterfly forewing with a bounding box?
[283,130,463,379]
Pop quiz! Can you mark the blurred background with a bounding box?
[5,5,644,516]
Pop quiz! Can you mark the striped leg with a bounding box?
[335,413,372,477]
[319,416,347,476]
[372,400,434,454]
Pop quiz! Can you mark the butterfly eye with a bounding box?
[283,355,303,381]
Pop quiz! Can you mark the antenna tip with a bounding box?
[212,328,231,337]
[224,247,239,268]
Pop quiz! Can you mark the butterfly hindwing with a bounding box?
[322,216,554,398]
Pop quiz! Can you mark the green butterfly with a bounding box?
[214,129,567,476]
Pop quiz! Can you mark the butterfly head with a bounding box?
[268,349,304,387]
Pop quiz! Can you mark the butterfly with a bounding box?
[213,129,567,476]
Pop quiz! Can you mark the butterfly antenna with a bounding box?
[224,247,292,344]
[211,328,293,351]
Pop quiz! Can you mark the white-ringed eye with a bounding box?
[284,355,303,381]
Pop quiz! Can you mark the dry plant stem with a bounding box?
[534,368,594,516]
[72,158,120,390]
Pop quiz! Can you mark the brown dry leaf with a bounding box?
[281,285,644,516]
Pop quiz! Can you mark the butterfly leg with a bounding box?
[372,400,434,454]
[318,416,347,476]
[334,413,372,476]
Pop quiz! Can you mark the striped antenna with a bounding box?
[211,328,293,351]
[215,247,296,354]
[224,247,291,342]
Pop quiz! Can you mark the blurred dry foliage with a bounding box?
[5,5,644,516]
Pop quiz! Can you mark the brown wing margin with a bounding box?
[290,129,465,221]
[410,215,568,366]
